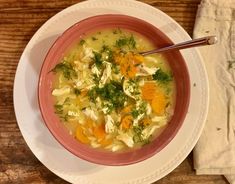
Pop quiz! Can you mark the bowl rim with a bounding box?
[38,14,190,166]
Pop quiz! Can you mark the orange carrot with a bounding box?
[75,126,90,144]
[121,115,133,129]
[93,123,106,140]
[114,55,123,64]
[121,105,133,115]
[120,61,136,78]
[84,118,94,129]
[80,89,88,97]
[141,117,152,126]
[133,54,144,64]
[141,82,157,101]
[119,52,144,78]
[100,138,113,147]
[151,91,167,115]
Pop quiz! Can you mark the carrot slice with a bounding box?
[121,115,133,129]
[93,123,106,140]
[141,82,157,101]
[80,89,88,97]
[75,126,90,144]
[133,54,144,64]
[100,138,113,147]
[119,52,144,78]
[84,118,94,129]
[120,61,136,78]
[141,117,152,126]
[114,55,123,64]
[121,105,133,115]
[151,91,167,115]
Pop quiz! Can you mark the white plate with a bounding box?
[13,0,209,183]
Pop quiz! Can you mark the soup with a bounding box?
[51,28,175,152]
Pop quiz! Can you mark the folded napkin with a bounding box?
[193,0,235,183]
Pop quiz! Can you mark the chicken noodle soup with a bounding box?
[51,28,175,152]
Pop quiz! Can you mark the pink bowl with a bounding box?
[38,14,190,166]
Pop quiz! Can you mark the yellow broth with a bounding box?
[51,28,175,152]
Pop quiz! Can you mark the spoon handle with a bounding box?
[140,36,217,56]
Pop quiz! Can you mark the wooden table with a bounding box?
[0,0,228,183]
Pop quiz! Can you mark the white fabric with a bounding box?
[193,0,235,183]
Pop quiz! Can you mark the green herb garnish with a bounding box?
[228,60,235,69]
[87,87,98,102]
[92,36,98,41]
[61,114,69,122]
[54,104,63,114]
[63,97,70,105]
[102,102,114,114]
[112,63,119,74]
[52,62,77,80]
[92,74,100,84]
[131,109,139,119]
[74,88,81,96]
[127,79,140,96]
[131,102,147,118]
[79,39,85,45]
[133,125,144,143]
[128,35,136,48]
[152,68,172,83]
[101,45,113,62]
[116,38,128,48]
[88,81,127,112]
[113,28,122,34]
[113,30,118,34]
[133,124,150,144]
[115,35,136,49]
[92,51,103,68]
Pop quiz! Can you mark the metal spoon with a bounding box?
[140,36,217,56]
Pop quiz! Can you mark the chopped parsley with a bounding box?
[152,68,172,83]
[133,125,143,143]
[87,87,97,102]
[63,97,70,105]
[113,30,118,34]
[92,51,103,68]
[111,63,119,74]
[131,102,147,118]
[127,79,140,96]
[133,125,151,145]
[92,46,114,69]
[79,39,85,45]
[102,102,114,114]
[131,109,139,119]
[116,38,128,47]
[74,88,81,96]
[113,28,122,34]
[88,81,127,111]
[54,104,63,114]
[101,45,114,62]
[228,60,235,69]
[52,62,77,80]
[92,74,100,84]
[61,114,69,122]
[128,35,136,48]
[115,35,136,49]
[92,36,98,41]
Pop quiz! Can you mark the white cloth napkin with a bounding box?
[193,0,235,183]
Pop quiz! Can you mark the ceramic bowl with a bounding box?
[38,14,190,166]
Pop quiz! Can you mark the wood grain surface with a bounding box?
[0,0,228,183]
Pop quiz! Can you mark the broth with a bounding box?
[51,28,175,152]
